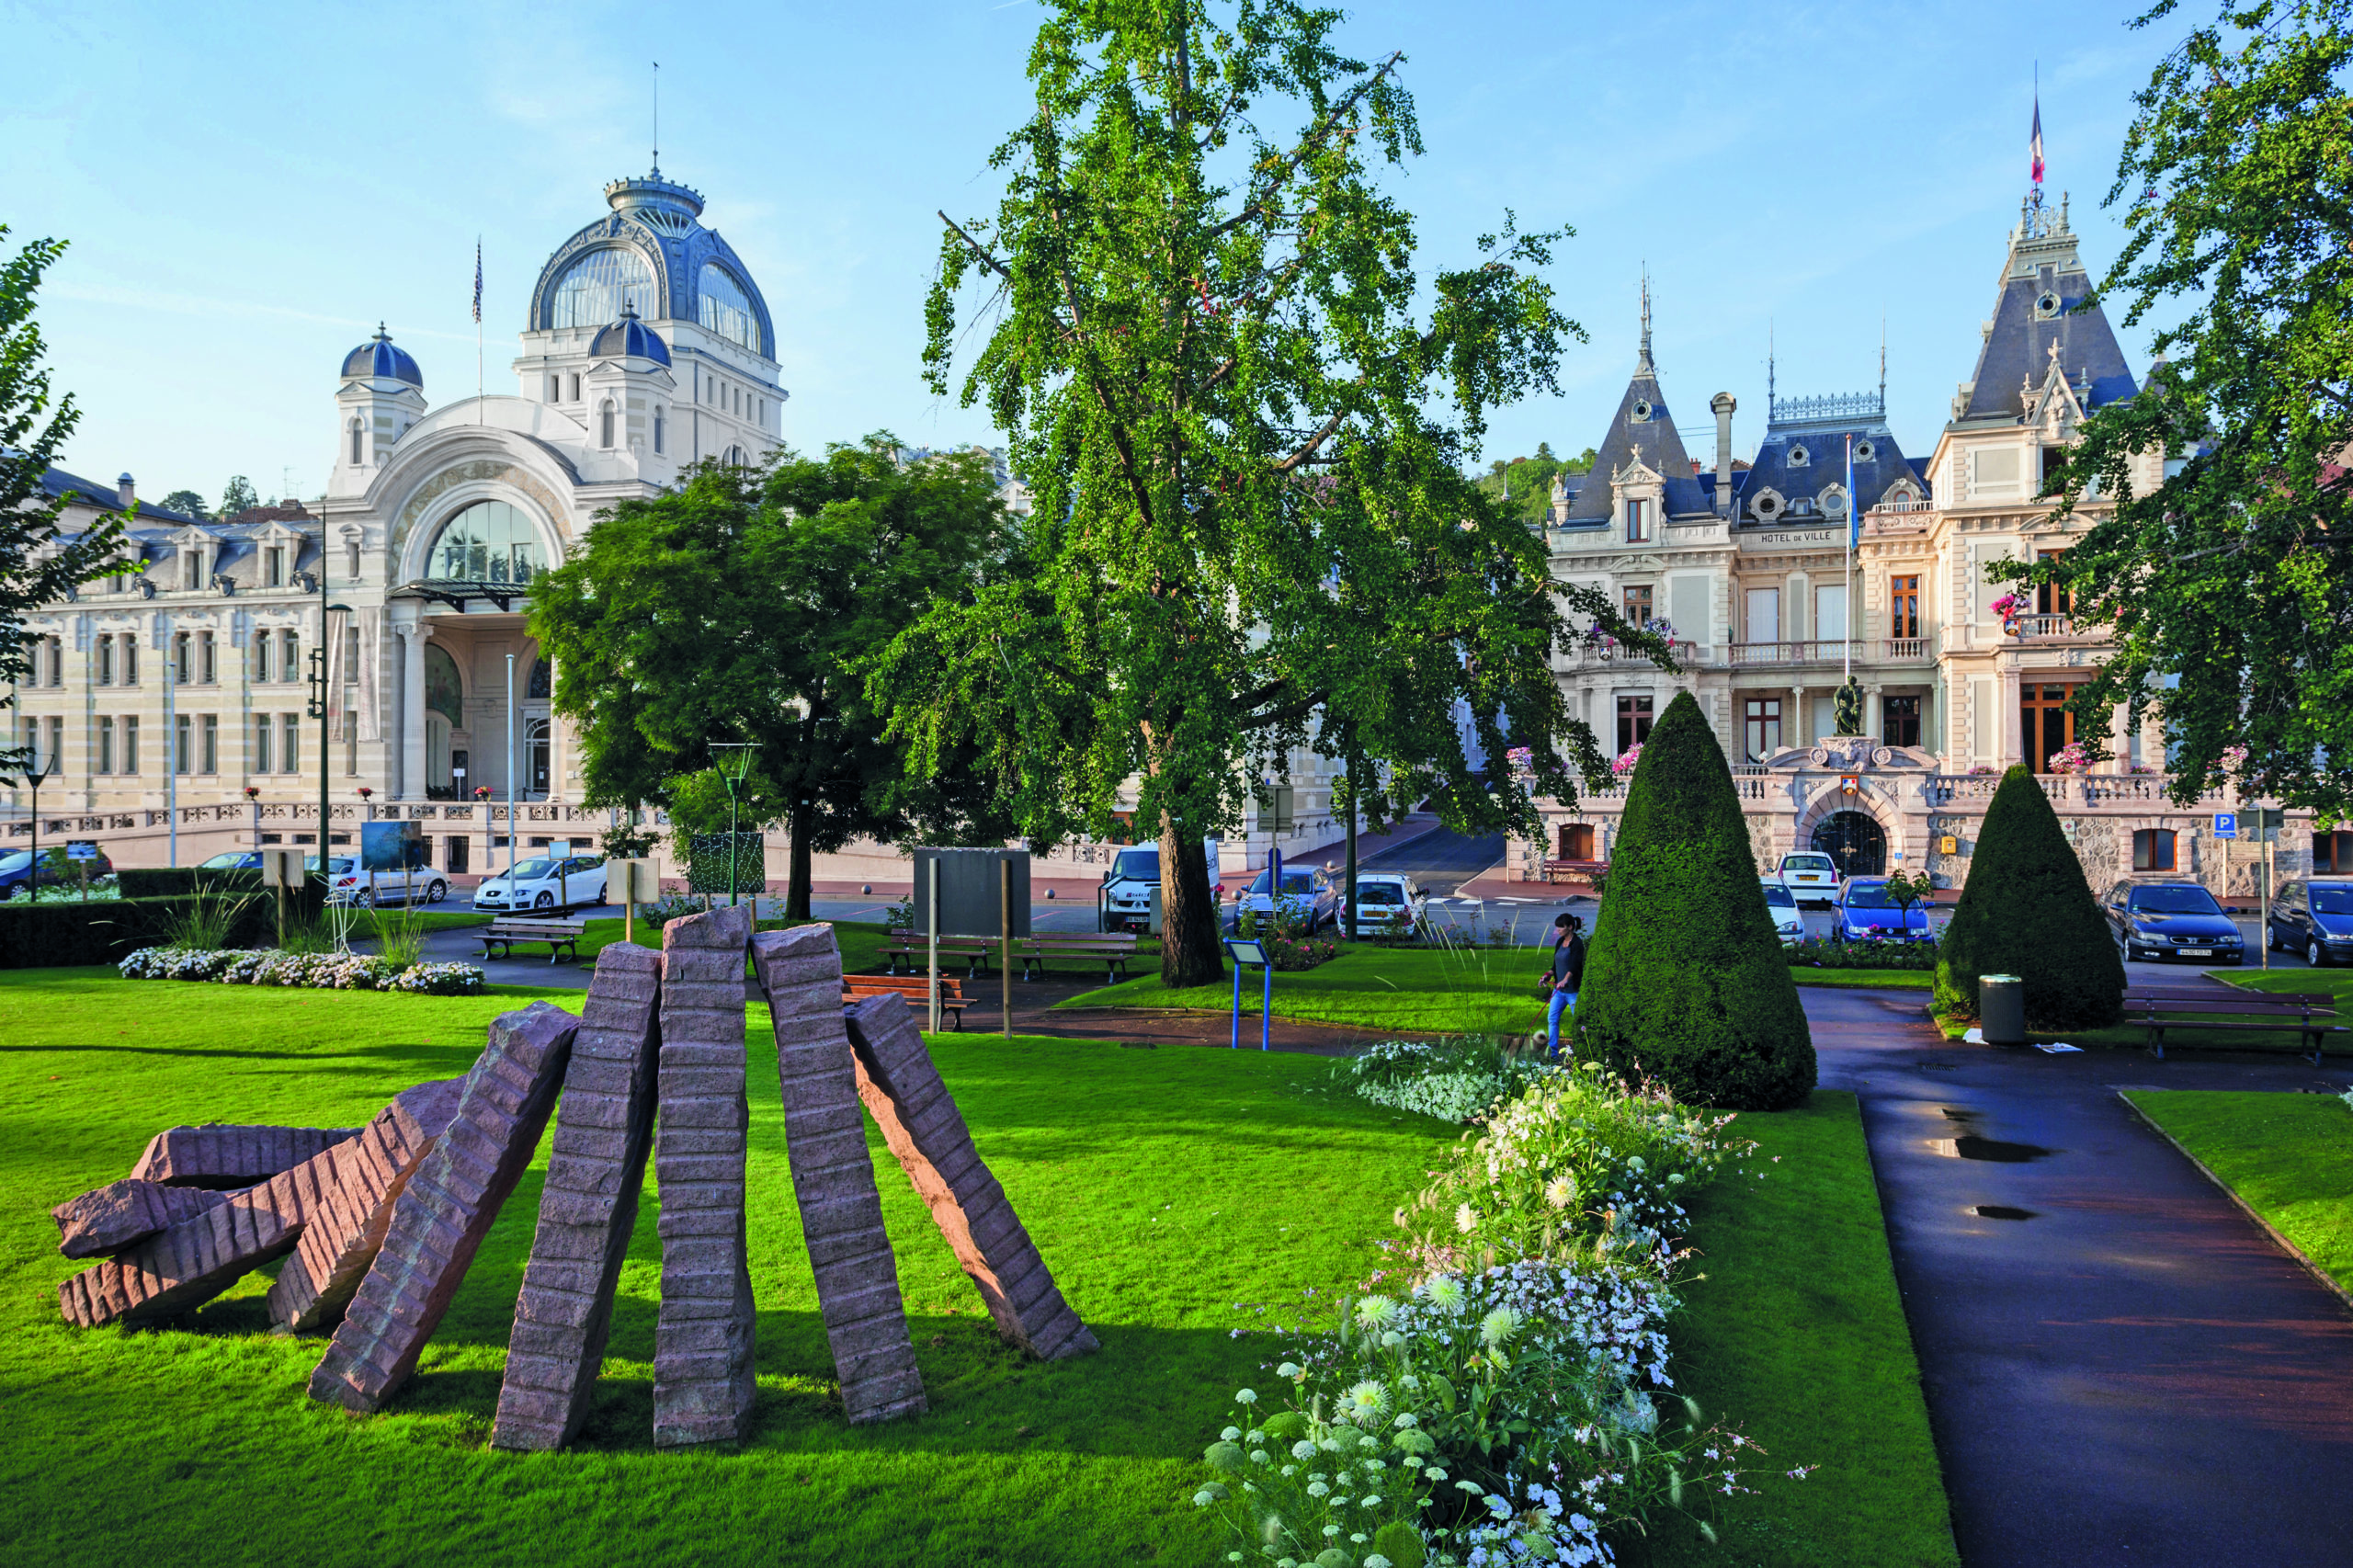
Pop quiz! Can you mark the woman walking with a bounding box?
[1547,912,1585,1059]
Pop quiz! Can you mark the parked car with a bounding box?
[0,846,115,898]
[199,850,262,870]
[472,854,606,914]
[1097,841,1219,933]
[1759,880,1806,946]
[322,857,451,908]
[2267,878,2353,968]
[1345,872,1427,938]
[2103,880,2245,964]
[1834,877,1935,943]
[1774,851,1841,906]
[1230,864,1339,932]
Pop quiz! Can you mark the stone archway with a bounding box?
[1811,810,1888,878]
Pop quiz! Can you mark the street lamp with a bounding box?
[309,581,353,873]
[24,743,60,897]
[708,742,761,910]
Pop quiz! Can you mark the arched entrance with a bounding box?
[1811,810,1887,878]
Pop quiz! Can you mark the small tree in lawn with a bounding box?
[1577,691,1816,1110]
[1935,765,2125,1028]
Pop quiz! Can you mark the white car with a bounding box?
[472,854,607,914]
[1760,880,1806,946]
[322,857,450,908]
[1346,872,1427,938]
[1775,851,1841,907]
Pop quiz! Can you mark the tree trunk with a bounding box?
[787,803,814,921]
[1158,811,1224,988]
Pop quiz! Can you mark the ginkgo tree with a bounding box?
[873,0,1668,986]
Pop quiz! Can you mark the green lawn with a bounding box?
[1057,943,1552,1034]
[1790,970,1932,991]
[1648,1093,1957,1568]
[2122,1089,2353,1294]
[2228,967,2353,1005]
[0,966,1448,1566]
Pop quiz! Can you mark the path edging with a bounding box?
[2115,1090,2353,1317]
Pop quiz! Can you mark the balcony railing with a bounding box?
[1727,639,1866,667]
[1881,637,1930,661]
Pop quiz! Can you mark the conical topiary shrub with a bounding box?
[1935,764,2125,1029]
[1575,691,1816,1110]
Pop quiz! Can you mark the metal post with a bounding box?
[2263,833,2274,971]
[926,855,941,1033]
[1231,952,1243,1050]
[505,654,516,880]
[1261,959,1272,1051]
[1000,855,1012,1038]
[317,564,328,877]
[165,626,177,868]
[1342,752,1358,941]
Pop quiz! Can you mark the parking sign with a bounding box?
[2213,812,2237,840]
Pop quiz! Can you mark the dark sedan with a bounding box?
[2104,880,2245,964]
[2267,879,2353,969]
[0,846,117,899]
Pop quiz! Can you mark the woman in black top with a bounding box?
[1547,913,1585,1059]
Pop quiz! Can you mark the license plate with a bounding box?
[2180,948,2211,957]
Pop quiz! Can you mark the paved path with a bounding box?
[1807,985,2353,1567]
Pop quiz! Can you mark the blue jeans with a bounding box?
[1547,989,1576,1057]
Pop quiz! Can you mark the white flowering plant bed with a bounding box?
[1342,1039,1559,1126]
[119,947,486,996]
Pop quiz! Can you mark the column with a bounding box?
[1865,681,1883,744]
[1998,665,2024,768]
[392,608,424,800]
[1791,686,1807,750]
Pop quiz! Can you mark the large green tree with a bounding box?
[2,228,124,785]
[882,0,1667,986]
[2022,0,2353,815]
[529,439,1018,918]
[157,489,211,522]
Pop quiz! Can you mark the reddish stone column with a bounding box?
[653,903,759,1447]
[494,942,665,1450]
[843,994,1097,1360]
[753,926,926,1425]
[307,1003,578,1414]
[52,1180,231,1259]
[131,1123,360,1187]
[268,1077,466,1334]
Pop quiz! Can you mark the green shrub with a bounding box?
[1574,691,1817,1109]
[0,895,276,969]
[118,868,325,921]
[1936,765,2125,1028]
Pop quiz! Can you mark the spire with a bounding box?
[1636,268,1654,373]
[651,60,661,176]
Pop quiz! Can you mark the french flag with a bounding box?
[2030,96,2045,186]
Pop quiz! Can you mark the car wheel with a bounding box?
[427,880,448,904]
[2268,923,2282,952]
[2311,937,2328,969]
[357,889,375,909]
[535,892,555,910]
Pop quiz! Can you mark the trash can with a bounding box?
[1979,973,2026,1047]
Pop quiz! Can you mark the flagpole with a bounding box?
[1844,433,1855,687]
[474,238,483,426]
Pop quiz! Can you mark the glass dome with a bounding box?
[551,247,656,331]
[698,262,759,351]
[426,500,543,584]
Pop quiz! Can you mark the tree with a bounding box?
[218,475,258,518]
[1935,765,2126,1029]
[887,0,1669,987]
[1574,692,1815,1110]
[157,489,211,521]
[529,439,1017,919]
[2018,0,2353,816]
[2,228,124,785]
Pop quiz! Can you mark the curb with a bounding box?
[2115,1090,2353,1318]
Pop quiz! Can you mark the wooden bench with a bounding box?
[842,972,968,1030]
[879,931,995,976]
[478,917,588,965]
[2126,983,2347,1064]
[1540,858,1607,887]
[1017,933,1142,983]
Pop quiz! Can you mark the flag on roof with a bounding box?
[2030,95,2045,186]
[472,240,483,324]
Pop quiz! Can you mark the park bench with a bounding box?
[2126,983,2347,1064]
[879,930,995,977]
[841,972,969,1030]
[1017,933,1142,984]
[477,917,587,965]
[1540,858,1606,887]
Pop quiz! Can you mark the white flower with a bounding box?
[1344,1381,1390,1422]
[1354,1294,1399,1328]
[1381,1330,1404,1347]
[1234,1388,1258,1404]
[1544,1175,1576,1210]
[1306,1482,1330,1498]
[1480,1305,1523,1349]
[1421,1277,1466,1313]
[1366,1558,1394,1568]
[1277,1362,1304,1379]
[1222,1426,1242,1442]
[1291,1440,1319,1461]
[1361,1494,1382,1507]
[1251,1451,1270,1466]
[1454,1202,1480,1233]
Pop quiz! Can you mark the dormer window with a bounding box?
[1626,498,1652,543]
[1854,438,1876,462]
[265,547,284,588]
[182,550,199,591]
[1630,399,1653,423]
[1752,489,1786,523]
[1787,445,1810,468]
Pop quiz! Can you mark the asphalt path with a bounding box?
[1358,824,1506,897]
[1809,985,2353,1566]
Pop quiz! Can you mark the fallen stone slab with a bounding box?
[308,1003,579,1414]
[494,942,664,1451]
[654,903,760,1447]
[131,1123,360,1188]
[843,993,1097,1361]
[753,926,926,1426]
[52,1179,233,1259]
[57,1085,444,1328]
[267,1077,467,1334]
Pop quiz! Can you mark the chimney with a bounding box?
[117,472,136,509]
[1709,394,1737,517]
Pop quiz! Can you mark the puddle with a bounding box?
[1930,1107,2058,1163]
[1972,1204,2037,1221]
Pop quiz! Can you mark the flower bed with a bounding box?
[1785,936,1935,971]
[1342,1038,1558,1125]
[1267,933,1340,971]
[119,947,485,995]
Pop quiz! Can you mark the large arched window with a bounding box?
[697,263,759,351]
[550,246,656,330]
[425,499,542,584]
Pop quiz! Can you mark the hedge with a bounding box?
[118,867,326,920]
[0,894,277,970]
[1935,764,2126,1028]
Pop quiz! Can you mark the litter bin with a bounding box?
[1979,973,2026,1047]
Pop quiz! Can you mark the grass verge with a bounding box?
[2120,1089,2353,1295]
[1057,943,1551,1033]
[1790,970,1932,991]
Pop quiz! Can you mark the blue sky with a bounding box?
[6,0,2182,508]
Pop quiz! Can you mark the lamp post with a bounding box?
[26,744,59,896]
[164,619,176,868]
[708,742,760,910]
[505,653,516,880]
[308,561,352,875]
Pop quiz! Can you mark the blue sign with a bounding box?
[360,820,427,872]
[2212,812,2238,841]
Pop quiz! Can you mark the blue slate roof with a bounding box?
[1732,412,1927,524]
[38,466,197,524]
[341,328,423,387]
[1955,242,2135,424]
[1563,364,1715,522]
[589,308,672,366]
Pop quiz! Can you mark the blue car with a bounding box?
[1,846,116,899]
[1230,864,1338,933]
[2105,880,2245,964]
[1834,877,1934,943]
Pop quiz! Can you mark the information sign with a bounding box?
[64,840,98,861]
[2213,812,2238,840]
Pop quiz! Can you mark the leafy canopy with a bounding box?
[2024,0,2353,816]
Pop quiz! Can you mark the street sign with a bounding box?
[2249,807,2286,843]
[259,847,306,888]
[64,840,98,861]
[2213,812,2237,840]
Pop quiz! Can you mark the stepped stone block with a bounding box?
[53,1179,232,1259]
[654,903,760,1447]
[131,1123,360,1188]
[267,1078,467,1334]
[753,926,926,1426]
[843,994,1097,1360]
[56,1084,449,1328]
[494,942,665,1451]
[308,1004,579,1414]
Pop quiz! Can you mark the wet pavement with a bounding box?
[1809,985,2353,1567]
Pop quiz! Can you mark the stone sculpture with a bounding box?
[52,1180,232,1259]
[268,1077,467,1334]
[130,1123,360,1187]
